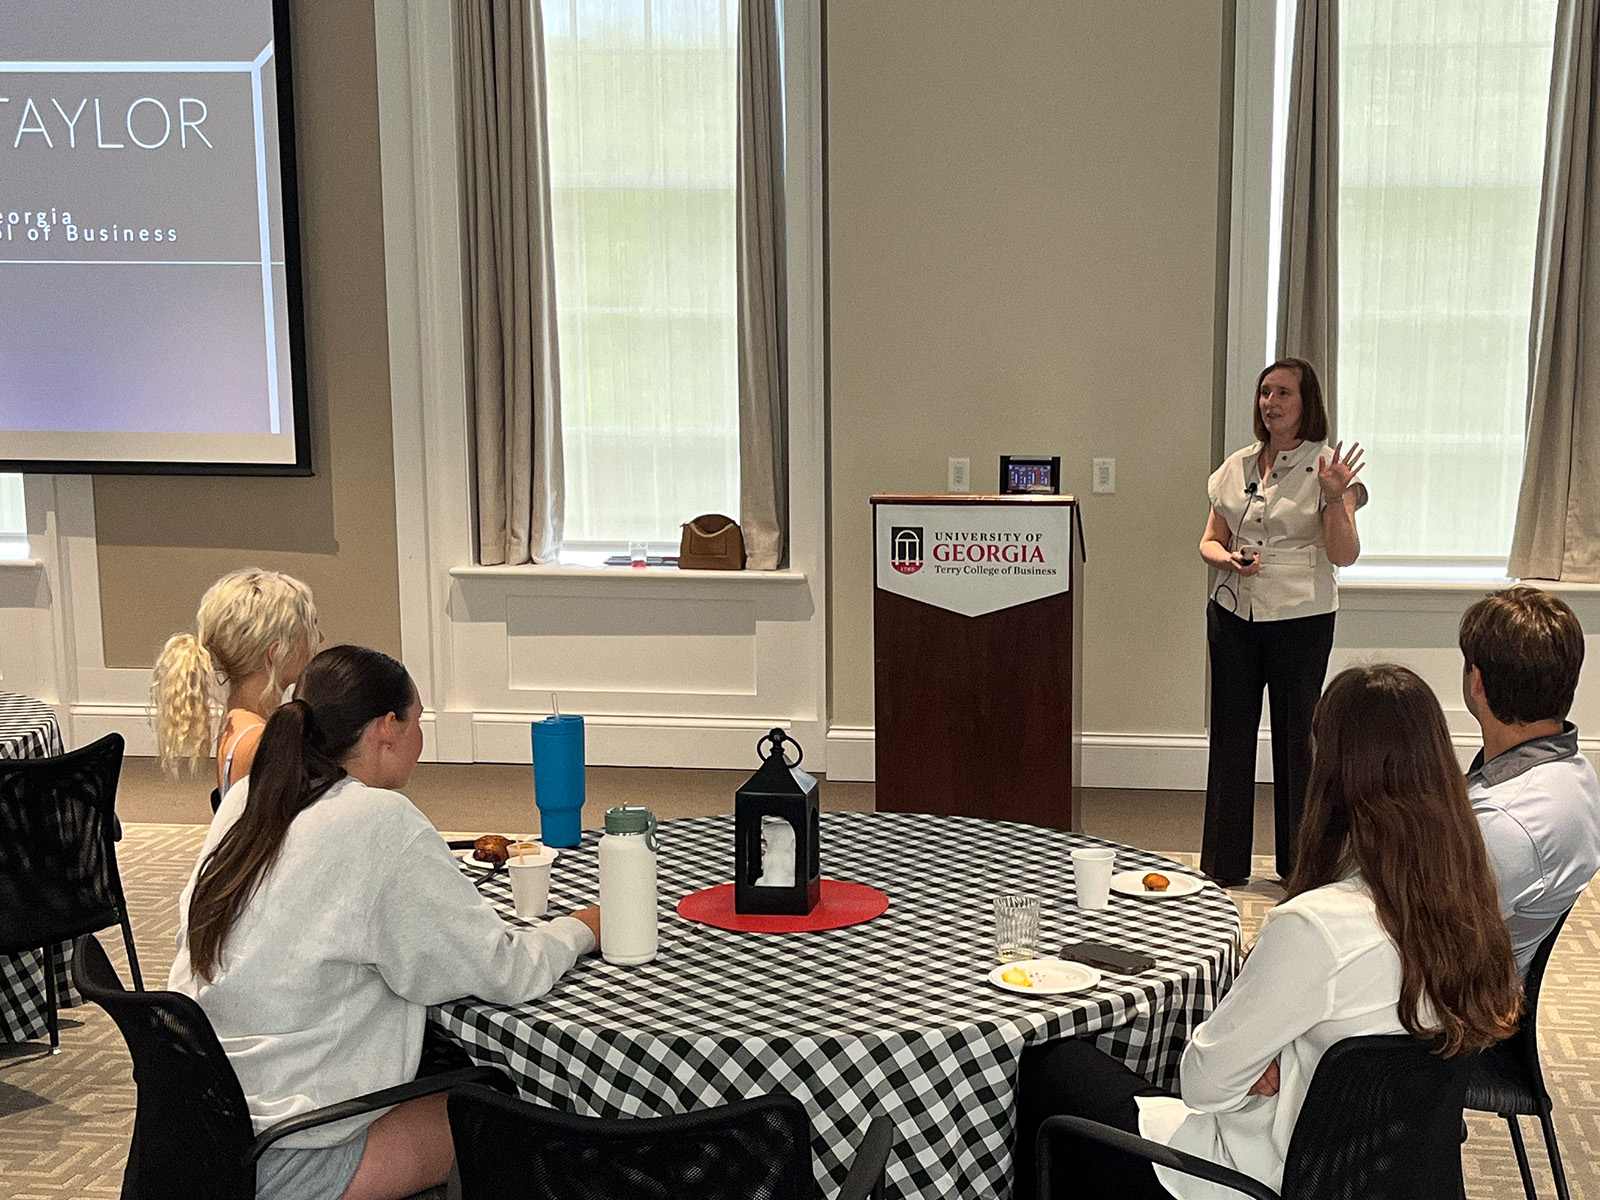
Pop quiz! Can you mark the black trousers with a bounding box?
[1013,1038,1174,1200]
[1201,600,1336,882]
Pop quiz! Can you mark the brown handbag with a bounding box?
[678,514,746,570]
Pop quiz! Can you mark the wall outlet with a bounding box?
[1093,457,1116,494]
[948,457,971,493]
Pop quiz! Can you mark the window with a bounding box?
[543,0,740,551]
[0,474,25,560]
[1247,0,1559,573]
[1338,0,1558,564]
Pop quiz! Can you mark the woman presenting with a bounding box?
[1199,358,1365,887]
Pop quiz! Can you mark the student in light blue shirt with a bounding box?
[1460,586,1600,974]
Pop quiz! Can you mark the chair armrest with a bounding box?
[1038,1115,1280,1200]
[836,1114,895,1200]
[250,1066,515,1161]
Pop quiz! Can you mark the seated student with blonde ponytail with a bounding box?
[171,644,601,1200]
[1013,664,1522,1200]
[150,568,320,811]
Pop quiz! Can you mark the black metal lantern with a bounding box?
[735,729,821,915]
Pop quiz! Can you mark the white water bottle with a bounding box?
[598,805,658,965]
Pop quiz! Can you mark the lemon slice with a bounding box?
[1001,966,1033,987]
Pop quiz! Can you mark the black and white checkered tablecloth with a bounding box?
[432,811,1241,1200]
[0,691,78,1044]
[0,691,62,761]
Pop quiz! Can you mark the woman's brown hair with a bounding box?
[1253,357,1329,443]
[1287,664,1520,1055]
[186,645,415,981]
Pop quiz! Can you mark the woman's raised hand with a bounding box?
[1317,441,1364,501]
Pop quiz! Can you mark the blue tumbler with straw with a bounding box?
[531,712,585,848]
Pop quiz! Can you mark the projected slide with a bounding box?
[0,1,309,473]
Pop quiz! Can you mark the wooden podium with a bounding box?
[872,495,1084,830]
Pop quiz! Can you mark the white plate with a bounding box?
[1109,870,1204,899]
[987,958,1102,996]
[452,841,541,870]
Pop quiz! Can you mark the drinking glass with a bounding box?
[993,894,1040,963]
[628,541,649,569]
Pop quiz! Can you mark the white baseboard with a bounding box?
[72,704,1595,790]
[466,712,820,769]
[78,704,818,773]
[822,726,875,781]
[71,705,157,757]
[817,727,1591,790]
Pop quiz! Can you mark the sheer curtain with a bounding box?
[1339,0,1558,561]
[543,0,740,547]
[0,474,24,558]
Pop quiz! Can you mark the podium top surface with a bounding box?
[871,493,1079,506]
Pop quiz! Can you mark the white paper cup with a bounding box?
[507,848,559,919]
[1071,847,1116,910]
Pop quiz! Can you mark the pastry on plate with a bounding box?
[1142,872,1170,893]
[473,834,512,864]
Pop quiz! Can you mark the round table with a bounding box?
[0,690,63,761]
[0,690,75,1044]
[433,811,1241,1200]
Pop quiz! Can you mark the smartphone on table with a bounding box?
[1059,941,1156,974]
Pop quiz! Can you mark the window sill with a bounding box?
[0,557,42,569]
[1337,574,1600,615]
[447,564,810,603]
[451,564,806,583]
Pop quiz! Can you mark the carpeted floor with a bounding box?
[2,822,1595,1199]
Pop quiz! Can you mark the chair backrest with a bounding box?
[0,733,127,954]
[1507,905,1572,1097]
[448,1083,822,1200]
[71,934,259,1200]
[1280,1034,1475,1200]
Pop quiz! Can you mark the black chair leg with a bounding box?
[1536,1107,1571,1200]
[42,947,60,1052]
[118,913,143,990]
[1507,1115,1539,1200]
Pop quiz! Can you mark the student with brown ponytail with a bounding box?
[170,645,600,1200]
[1013,664,1522,1200]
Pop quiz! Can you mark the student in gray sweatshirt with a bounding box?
[171,644,600,1200]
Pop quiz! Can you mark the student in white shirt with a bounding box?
[1459,586,1600,974]
[1014,664,1520,1200]
[171,644,601,1200]
[1199,358,1367,888]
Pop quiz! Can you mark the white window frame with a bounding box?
[372,0,826,765]
[1225,0,1528,589]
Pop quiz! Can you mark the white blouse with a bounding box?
[1206,440,1366,622]
[1136,877,1409,1200]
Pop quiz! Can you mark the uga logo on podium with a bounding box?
[890,526,924,574]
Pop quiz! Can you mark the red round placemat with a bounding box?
[676,879,889,933]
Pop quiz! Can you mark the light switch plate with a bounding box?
[1093,458,1115,494]
[948,457,971,493]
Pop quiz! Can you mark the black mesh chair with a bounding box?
[1037,1035,1476,1200]
[1464,907,1573,1200]
[447,1081,895,1200]
[72,934,515,1200]
[0,732,139,1049]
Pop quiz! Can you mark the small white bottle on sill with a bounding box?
[598,805,658,965]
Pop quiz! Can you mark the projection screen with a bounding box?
[0,0,310,474]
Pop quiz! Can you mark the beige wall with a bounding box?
[827,0,1229,735]
[93,0,401,669]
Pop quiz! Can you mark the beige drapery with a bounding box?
[1276,0,1340,431]
[736,0,789,571]
[1510,0,1600,580]
[457,0,564,565]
